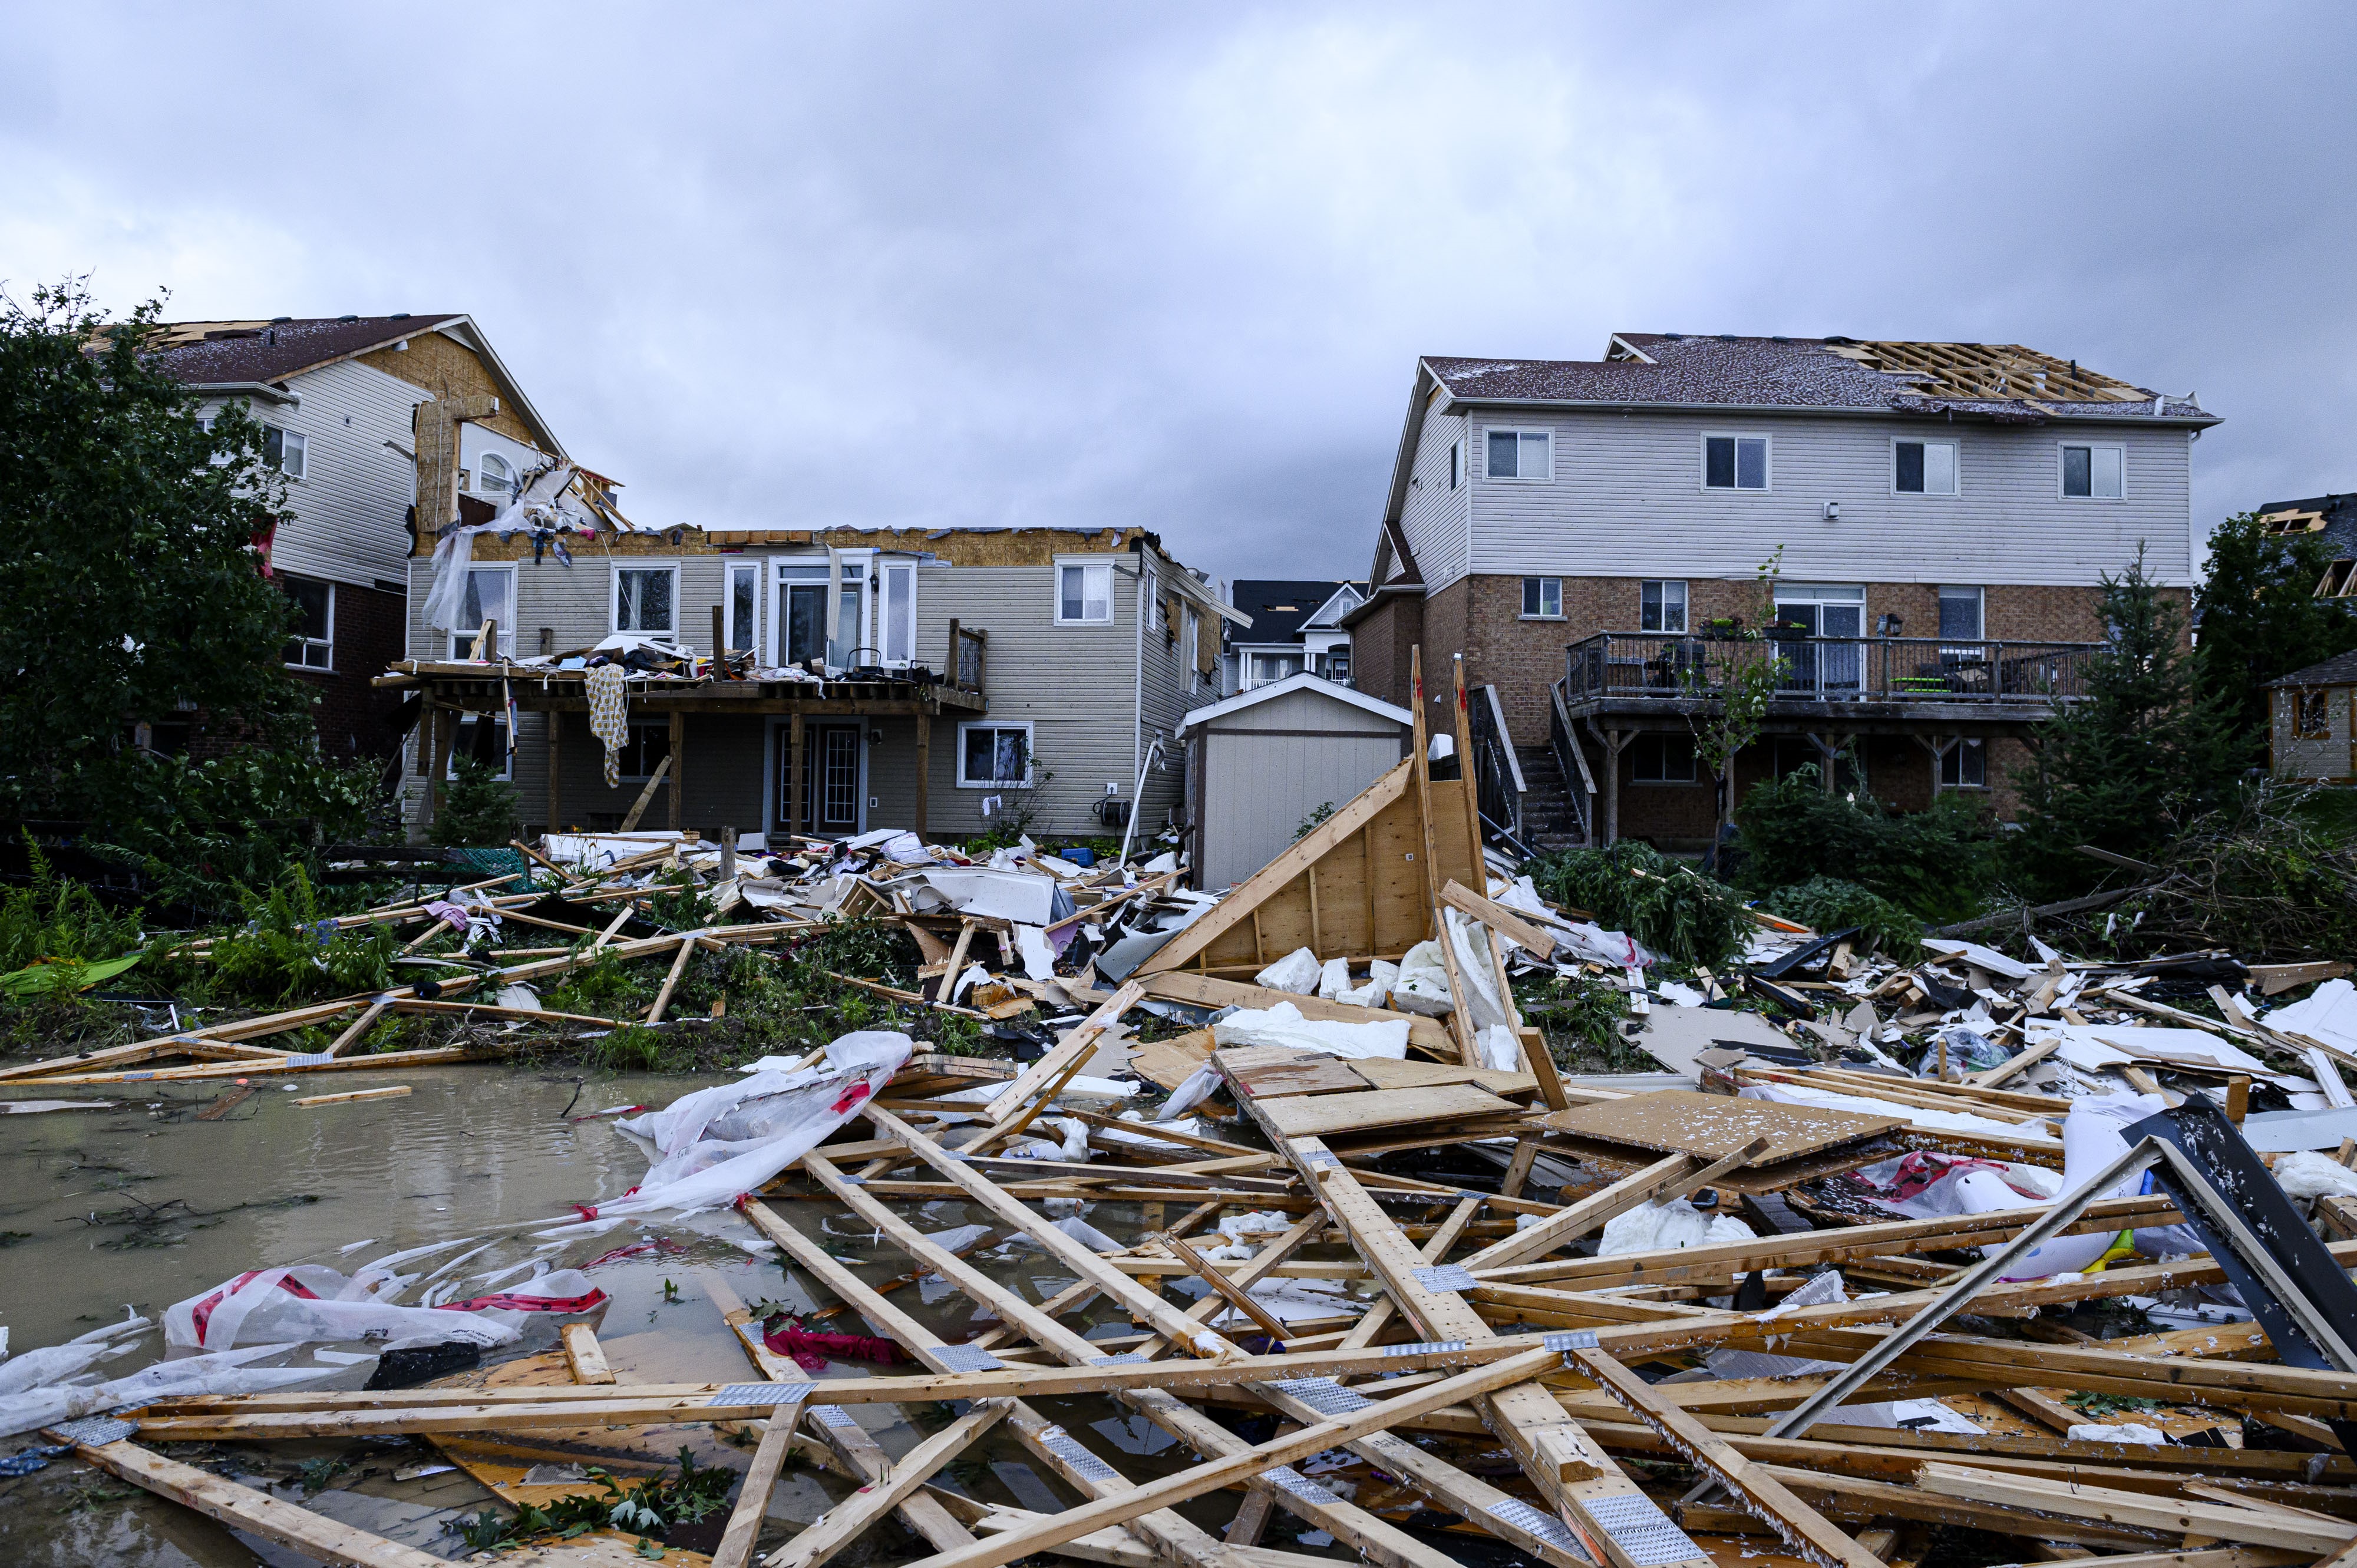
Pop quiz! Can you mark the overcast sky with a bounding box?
[4,4,2350,585]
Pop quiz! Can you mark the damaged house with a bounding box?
[1346,334,2220,848]
[146,312,568,762]
[391,523,1241,845]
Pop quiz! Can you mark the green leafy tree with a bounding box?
[2008,546,2244,898]
[431,754,520,847]
[1684,547,1788,828]
[2193,510,2357,762]
[0,280,315,819]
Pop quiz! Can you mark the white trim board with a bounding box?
[1174,672,1411,737]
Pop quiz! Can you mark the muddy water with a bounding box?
[0,1066,1280,1566]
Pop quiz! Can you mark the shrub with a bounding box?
[1734,766,1995,924]
[431,755,518,847]
[202,866,397,1004]
[0,834,145,973]
[1756,876,1923,960]
[1526,841,1754,968]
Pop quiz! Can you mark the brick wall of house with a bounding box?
[288,582,408,763]
[1346,593,1425,713]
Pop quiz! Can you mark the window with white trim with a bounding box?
[447,565,515,658]
[958,722,1034,787]
[1939,738,1986,788]
[2061,443,2123,499]
[1057,560,1113,625]
[1894,439,1957,495]
[1640,580,1687,633]
[613,563,678,636]
[478,452,513,497]
[1448,438,1463,490]
[1521,577,1562,618]
[725,562,761,654]
[283,575,334,669]
[262,424,306,479]
[1630,732,1698,783]
[1485,428,1551,480]
[1703,434,1768,490]
[879,560,917,665]
[1937,586,1984,642]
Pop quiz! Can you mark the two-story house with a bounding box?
[1223,580,1366,693]
[394,524,1241,846]
[147,313,566,762]
[1346,334,2220,849]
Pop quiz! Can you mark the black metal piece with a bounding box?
[1753,927,1863,982]
[2127,1094,2357,1454]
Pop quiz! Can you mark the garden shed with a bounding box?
[1176,673,1412,889]
[2267,649,2357,781]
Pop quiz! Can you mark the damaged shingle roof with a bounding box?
[1424,334,2214,423]
[2269,649,2357,688]
[136,314,465,387]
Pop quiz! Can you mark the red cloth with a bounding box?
[762,1322,902,1373]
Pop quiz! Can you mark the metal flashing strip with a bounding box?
[1487,1496,1587,1554]
[1038,1428,1121,1484]
[1383,1339,1468,1358]
[1090,1352,1148,1365]
[710,1382,816,1408]
[283,1053,335,1067]
[1580,1491,1702,1567]
[1544,1330,1600,1356]
[1412,1264,1480,1293]
[813,1404,861,1428]
[49,1415,139,1447]
[1263,1465,1341,1504]
[1303,1151,1342,1168]
[1265,1376,1374,1417]
[933,1344,1006,1373]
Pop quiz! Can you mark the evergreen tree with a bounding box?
[2193,510,2357,762]
[2008,546,2244,898]
[431,755,519,847]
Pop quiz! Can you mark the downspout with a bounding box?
[1131,546,1147,826]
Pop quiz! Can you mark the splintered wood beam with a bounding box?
[765,1399,1012,1568]
[709,1395,807,1568]
[47,1428,448,1568]
[559,1322,613,1385]
[1912,1463,2356,1554]
[1569,1346,1887,1568]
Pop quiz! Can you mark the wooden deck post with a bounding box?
[1602,728,1622,845]
[915,709,932,843]
[788,711,806,838]
[668,709,685,833]
[425,701,454,833]
[544,711,562,836]
[1451,653,1484,875]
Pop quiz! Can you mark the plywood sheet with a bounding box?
[1537,1089,1902,1166]
[1351,1057,1536,1098]
[1260,1082,1520,1138]
[1227,1053,1371,1098]
[1127,1028,1214,1091]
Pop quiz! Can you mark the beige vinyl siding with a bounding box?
[219,358,427,591]
[1457,411,2194,590]
[2273,688,2353,781]
[1194,686,1409,887]
[1397,395,1471,587]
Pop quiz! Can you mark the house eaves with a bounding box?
[1436,394,2221,429]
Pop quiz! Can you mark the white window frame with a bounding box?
[956,720,1035,788]
[1520,576,1563,619]
[1936,585,1985,644]
[1630,732,1700,785]
[445,563,517,658]
[2058,441,2125,500]
[1483,427,1554,483]
[1640,579,1688,633]
[1700,431,1771,492]
[1448,438,1463,490]
[610,560,681,638]
[477,451,513,499]
[877,558,918,668]
[283,575,335,671]
[1183,604,1201,693]
[262,422,306,480]
[723,560,762,656]
[1891,436,1959,497]
[1054,557,1115,626]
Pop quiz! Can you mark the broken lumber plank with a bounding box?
[292,1085,412,1108]
[1912,1462,2356,1553]
[765,1400,1011,1568]
[709,1395,808,1568]
[45,1427,448,1567]
[1461,1143,1765,1272]
[559,1322,614,1385]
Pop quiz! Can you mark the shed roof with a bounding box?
[2268,650,2357,688]
[1175,672,1411,737]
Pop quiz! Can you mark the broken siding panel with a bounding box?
[1397,397,1470,589]
[1460,411,2194,589]
[251,359,427,590]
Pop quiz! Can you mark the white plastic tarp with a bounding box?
[1210,1001,1409,1060]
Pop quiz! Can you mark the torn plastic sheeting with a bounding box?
[1210,1001,1409,1061]
[0,1345,339,1441]
[1597,1199,1754,1256]
[1739,1081,2058,1145]
[1444,908,1512,1035]
[599,1032,914,1217]
[164,1266,523,1352]
[1199,1277,1366,1327]
[0,1316,149,1398]
[1005,1117,1091,1162]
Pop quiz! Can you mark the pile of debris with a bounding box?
[9,692,2357,1568]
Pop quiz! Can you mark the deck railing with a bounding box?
[1563,632,2104,707]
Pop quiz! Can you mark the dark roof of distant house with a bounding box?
[2269,649,2357,688]
[136,314,467,387]
[2257,492,2357,560]
[1421,334,2215,425]
[1230,580,1363,643]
